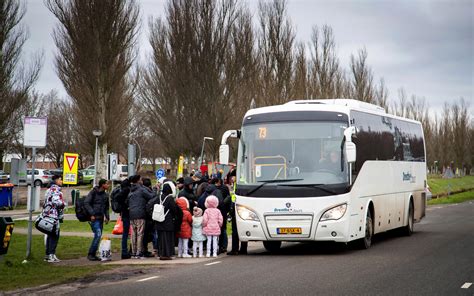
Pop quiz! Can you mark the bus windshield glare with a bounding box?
[237,121,349,187]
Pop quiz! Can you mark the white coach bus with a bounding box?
[219,99,427,251]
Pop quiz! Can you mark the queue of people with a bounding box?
[114,169,244,260]
[41,168,246,263]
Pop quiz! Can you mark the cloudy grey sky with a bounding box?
[23,0,473,115]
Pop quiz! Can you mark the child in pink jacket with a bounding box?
[202,195,223,257]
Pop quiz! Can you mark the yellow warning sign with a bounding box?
[63,152,79,185]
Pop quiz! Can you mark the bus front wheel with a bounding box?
[355,210,373,249]
[263,241,282,253]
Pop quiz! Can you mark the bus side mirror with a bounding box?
[219,144,230,165]
[345,142,356,163]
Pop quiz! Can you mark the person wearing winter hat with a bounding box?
[202,195,223,257]
[191,207,206,257]
[176,198,192,258]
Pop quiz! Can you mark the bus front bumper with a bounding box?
[237,214,350,243]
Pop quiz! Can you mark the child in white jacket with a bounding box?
[191,207,206,257]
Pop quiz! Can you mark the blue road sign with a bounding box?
[156,169,165,179]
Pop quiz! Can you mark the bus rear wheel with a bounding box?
[355,210,373,249]
[263,241,282,253]
[401,201,414,236]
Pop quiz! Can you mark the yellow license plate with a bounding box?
[277,227,302,234]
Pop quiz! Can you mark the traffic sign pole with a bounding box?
[25,147,36,260]
[23,117,47,263]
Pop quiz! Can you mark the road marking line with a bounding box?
[461,283,472,289]
[137,276,159,282]
[205,261,221,266]
[461,282,472,289]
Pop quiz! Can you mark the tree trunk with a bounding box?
[97,143,108,180]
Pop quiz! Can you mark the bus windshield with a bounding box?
[237,121,349,188]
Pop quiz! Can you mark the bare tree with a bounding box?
[374,78,389,110]
[292,42,308,99]
[42,91,74,168]
[140,0,256,161]
[308,25,343,99]
[451,98,470,170]
[349,48,374,103]
[390,88,410,117]
[257,0,295,106]
[438,102,453,168]
[47,0,139,179]
[0,0,42,167]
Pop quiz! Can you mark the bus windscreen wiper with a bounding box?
[279,183,338,195]
[245,179,304,196]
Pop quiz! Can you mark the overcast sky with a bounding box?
[23,0,473,116]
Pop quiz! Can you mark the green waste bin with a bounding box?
[0,217,14,255]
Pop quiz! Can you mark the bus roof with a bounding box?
[244,99,421,125]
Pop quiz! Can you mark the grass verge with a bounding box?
[0,234,120,292]
[428,190,474,205]
[428,175,474,196]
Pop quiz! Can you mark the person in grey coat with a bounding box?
[127,175,154,258]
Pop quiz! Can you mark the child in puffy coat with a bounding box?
[176,198,192,258]
[191,207,206,258]
[202,195,223,257]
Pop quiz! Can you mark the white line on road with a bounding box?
[205,261,221,266]
[461,282,472,289]
[137,276,159,282]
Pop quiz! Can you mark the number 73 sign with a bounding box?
[63,153,79,185]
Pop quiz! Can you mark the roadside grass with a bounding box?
[12,219,116,234]
[428,190,474,205]
[0,234,120,292]
[428,175,474,195]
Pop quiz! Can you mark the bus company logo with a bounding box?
[403,172,412,182]
[274,203,303,213]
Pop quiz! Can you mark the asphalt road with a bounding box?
[72,201,474,296]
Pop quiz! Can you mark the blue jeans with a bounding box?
[121,216,130,256]
[88,220,103,256]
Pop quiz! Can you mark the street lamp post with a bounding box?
[92,129,102,187]
[199,137,214,167]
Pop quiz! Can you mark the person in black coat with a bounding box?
[154,183,178,260]
[119,178,132,259]
[212,178,231,254]
[178,177,197,213]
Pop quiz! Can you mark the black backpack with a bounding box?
[75,195,90,222]
[111,186,123,213]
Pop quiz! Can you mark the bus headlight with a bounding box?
[236,205,260,221]
[320,204,347,221]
